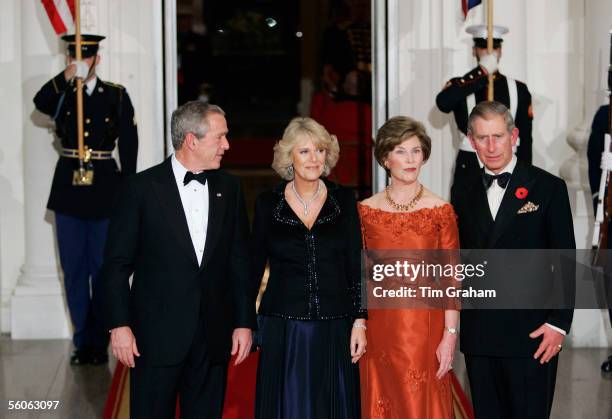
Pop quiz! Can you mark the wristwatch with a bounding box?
[445,326,458,335]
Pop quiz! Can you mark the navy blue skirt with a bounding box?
[255,316,360,419]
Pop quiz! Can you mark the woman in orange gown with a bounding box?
[359,116,460,419]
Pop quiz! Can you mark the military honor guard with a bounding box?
[436,25,534,186]
[587,104,612,374]
[33,34,138,365]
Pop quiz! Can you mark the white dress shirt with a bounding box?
[485,155,517,220]
[85,77,97,96]
[484,155,566,336]
[171,154,209,265]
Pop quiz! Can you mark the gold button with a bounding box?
[105,117,110,122]
[84,131,89,137]
[85,118,91,124]
[460,79,465,83]
[66,111,71,116]
[469,74,473,79]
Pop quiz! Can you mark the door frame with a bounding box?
[162,0,397,182]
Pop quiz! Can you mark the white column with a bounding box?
[0,0,26,332]
[11,0,71,339]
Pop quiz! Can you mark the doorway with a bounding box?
[166,0,375,209]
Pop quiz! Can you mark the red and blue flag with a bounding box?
[462,0,482,19]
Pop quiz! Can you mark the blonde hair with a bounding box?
[272,117,340,180]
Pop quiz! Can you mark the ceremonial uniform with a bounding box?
[33,34,138,364]
[436,25,534,186]
[587,105,609,207]
[586,104,612,373]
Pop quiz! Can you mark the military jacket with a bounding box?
[34,71,138,219]
[436,66,533,163]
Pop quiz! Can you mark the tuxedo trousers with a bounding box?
[465,354,558,419]
[130,315,228,419]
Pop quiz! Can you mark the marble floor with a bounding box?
[0,335,610,418]
[0,337,115,419]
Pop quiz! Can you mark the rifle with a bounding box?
[592,30,612,265]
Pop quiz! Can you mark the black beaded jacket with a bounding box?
[251,180,367,320]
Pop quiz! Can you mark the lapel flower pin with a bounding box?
[515,187,528,200]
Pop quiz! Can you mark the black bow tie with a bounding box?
[482,172,511,189]
[183,171,207,186]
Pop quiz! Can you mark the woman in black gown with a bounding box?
[251,117,367,419]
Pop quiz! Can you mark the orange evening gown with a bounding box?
[358,203,459,419]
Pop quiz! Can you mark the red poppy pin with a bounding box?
[515,187,528,199]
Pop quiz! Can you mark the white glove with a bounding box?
[479,52,499,75]
[600,149,612,171]
[73,60,89,80]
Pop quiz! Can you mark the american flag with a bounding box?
[462,0,482,19]
[41,0,75,35]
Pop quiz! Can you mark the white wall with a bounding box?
[0,0,165,334]
[83,0,165,171]
[584,0,611,117]
[0,0,26,332]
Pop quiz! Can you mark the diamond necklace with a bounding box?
[385,184,424,211]
[291,180,323,216]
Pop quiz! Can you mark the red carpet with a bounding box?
[103,352,259,419]
[104,351,473,419]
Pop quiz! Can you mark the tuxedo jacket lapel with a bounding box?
[465,175,495,246]
[487,161,535,248]
[200,171,227,270]
[151,158,199,267]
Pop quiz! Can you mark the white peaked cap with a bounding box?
[466,24,509,39]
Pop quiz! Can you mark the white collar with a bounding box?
[171,153,189,185]
[85,77,98,95]
[484,154,517,176]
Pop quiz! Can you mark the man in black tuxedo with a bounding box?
[99,101,255,418]
[451,101,575,419]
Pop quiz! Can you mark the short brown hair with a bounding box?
[374,116,432,169]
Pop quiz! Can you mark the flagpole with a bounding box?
[486,0,494,100]
[73,0,91,185]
